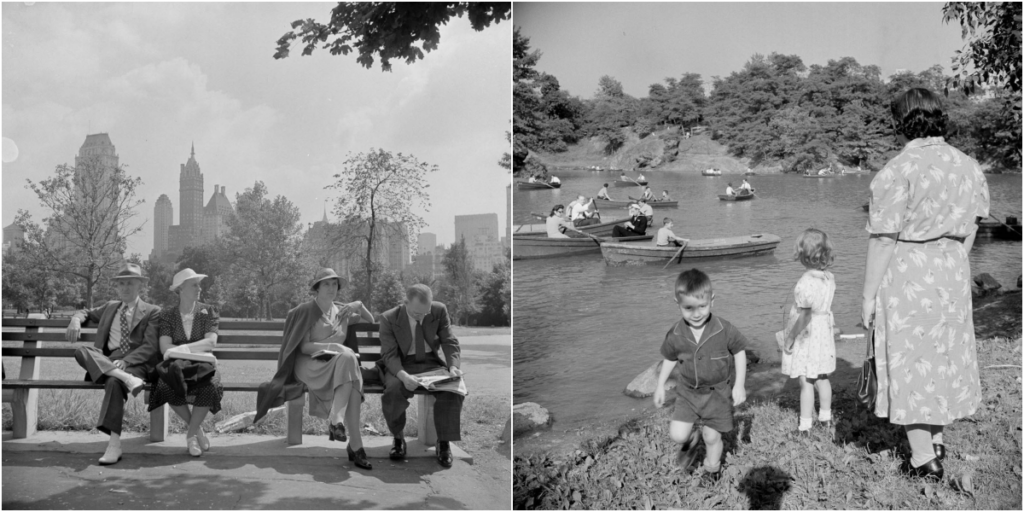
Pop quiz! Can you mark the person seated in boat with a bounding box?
[545,205,574,239]
[611,205,649,238]
[661,190,673,202]
[636,198,654,225]
[550,176,561,185]
[568,195,599,227]
[637,173,646,182]
[725,182,736,196]
[657,218,689,247]
[739,179,753,194]
[641,186,655,201]
[619,173,628,182]
[597,184,612,200]
[528,175,537,183]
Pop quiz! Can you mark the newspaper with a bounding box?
[412,368,468,396]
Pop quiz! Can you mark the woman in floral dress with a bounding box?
[861,88,990,480]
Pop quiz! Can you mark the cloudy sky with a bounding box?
[516,2,966,98]
[2,2,511,254]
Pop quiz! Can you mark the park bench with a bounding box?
[1,318,438,446]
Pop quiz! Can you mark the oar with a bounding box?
[530,211,548,219]
[662,240,688,269]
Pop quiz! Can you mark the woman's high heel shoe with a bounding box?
[347,445,372,470]
[328,422,347,442]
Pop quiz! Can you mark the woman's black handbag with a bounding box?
[856,332,877,410]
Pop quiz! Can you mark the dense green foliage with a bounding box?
[273,2,510,71]
[514,28,1021,171]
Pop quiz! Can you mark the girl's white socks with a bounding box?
[818,409,832,422]
[798,417,813,431]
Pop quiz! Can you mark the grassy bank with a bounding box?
[514,335,1022,510]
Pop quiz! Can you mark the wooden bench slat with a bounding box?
[1,380,408,394]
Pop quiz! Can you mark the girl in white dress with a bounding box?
[777,228,837,432]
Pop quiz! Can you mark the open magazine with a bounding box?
[168,351,217,366]
[311,350,340,361]
[412,368,468,396]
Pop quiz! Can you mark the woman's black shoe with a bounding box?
[347,446,372,470]
[900,457,944,480]
[933,444,946,461]
[328,422,347,443]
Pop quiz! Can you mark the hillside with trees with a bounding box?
[513,3,1022,175]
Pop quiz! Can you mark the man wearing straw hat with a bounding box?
[378,284,464,468]
[66,262,162,465]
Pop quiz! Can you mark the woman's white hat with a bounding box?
[170,268,207,292]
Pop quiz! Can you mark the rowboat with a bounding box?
[514,234,652,260]
[595,198,678,209]
[612,179,648,187]
[517,180,561,190]
[976,217,1022,241]
[803,174,835,179]
[744,172,757,176]
[513,216,632,237]
[600,233,782,266]
[719,193,755,201]
[701,169,722,176]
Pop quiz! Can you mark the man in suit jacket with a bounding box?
[379,283,463,468]
[66,263,161,465]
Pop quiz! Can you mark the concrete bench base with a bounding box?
[1,431,472,463]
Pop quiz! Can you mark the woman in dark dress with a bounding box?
[148,268,223,457]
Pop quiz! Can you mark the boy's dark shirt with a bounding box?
[660,314,748,389]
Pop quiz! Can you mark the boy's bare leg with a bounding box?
[701,425,724,472]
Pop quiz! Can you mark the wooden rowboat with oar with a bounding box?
[517,180,561,190]
[600,233,781,266]
[513,233,652,260]
[595,198,678,208]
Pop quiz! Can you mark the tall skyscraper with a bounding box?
[455,213,503,272]
[382,221,410,272]
[179,142,204,241]
[152,194,173,260]
[201,185,233,245]
[75,133,119,173]
[412,232,438,278]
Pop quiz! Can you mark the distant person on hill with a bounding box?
[611,204,648,237]
[654,269,748,484]
[597,183,612,200]
[861,87,990,481]
[641,186,655,201]
[724,182,736,196]
[657,218,689,247]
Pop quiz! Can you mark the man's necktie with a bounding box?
[119,305,131,355]
[414,320,426,363]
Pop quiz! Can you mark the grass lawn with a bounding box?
[514,335,1022,510]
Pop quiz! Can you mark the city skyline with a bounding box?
[2,2,511,255]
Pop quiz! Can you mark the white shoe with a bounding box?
[99,443,123,465]
[125,375,146,397]
[187,436,203,457]
[196,427,211,451]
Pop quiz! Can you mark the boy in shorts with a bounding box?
[653,268,748,485]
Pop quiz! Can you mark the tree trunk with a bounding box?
[85,279,94,309]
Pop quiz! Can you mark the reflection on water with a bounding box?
[513,172,1021,449]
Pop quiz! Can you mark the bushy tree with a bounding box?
[438,238,479,325]
[274,2,510,71]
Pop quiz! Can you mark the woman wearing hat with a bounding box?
[255,268,375,470]
[148,268,223,457]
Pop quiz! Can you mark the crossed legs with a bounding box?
[329,381,363,450]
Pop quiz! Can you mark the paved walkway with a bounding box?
[2,333,511,509]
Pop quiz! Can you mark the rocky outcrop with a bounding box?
[500,417,512,444]
[972,273,1003,299]
[623,360,677,399]
[513,402,553,436]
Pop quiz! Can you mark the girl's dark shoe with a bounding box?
[933,444,946,461]
[900,457,944,480]
[328,422,347,443]
[675,431,701,473]
[347,446,372,470]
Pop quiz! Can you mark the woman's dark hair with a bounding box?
[891,88,948,139]
[550,204,564,217]
[312,278,342,293]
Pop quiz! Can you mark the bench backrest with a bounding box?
[1,318,383,366]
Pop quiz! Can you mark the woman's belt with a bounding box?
[897,235,965,244]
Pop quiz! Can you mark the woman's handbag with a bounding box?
[855,332,877,410]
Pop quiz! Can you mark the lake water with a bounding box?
[512,171,1021,452]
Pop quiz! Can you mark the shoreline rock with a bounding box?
[513,402,553,437]
[623,360,677,399]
